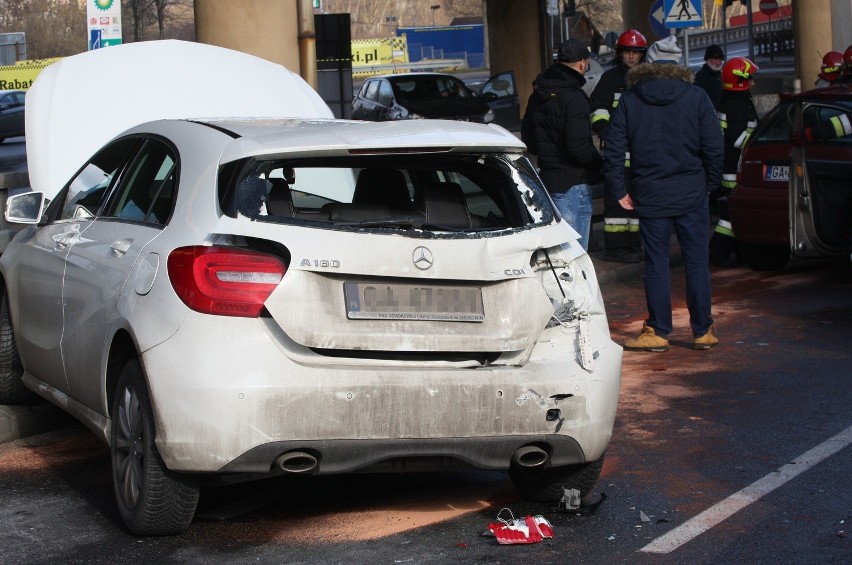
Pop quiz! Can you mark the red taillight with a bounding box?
[167,246,286,317]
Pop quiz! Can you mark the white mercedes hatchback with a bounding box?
[0,42,621,535]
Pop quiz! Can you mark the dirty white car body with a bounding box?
[0,42,622,536]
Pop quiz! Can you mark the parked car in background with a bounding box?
[729,86,852,270]
[0,90,26,143]
[0,40,621,536]
[351,72,522,131]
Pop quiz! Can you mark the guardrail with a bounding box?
[353,58,469,78]
[687,17,794,57]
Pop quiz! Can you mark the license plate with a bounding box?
[764,165,789,182]
[344,282,485,322]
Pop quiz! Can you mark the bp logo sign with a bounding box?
[94,0,114,10]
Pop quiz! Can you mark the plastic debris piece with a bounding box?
[560,488,582,511]
[551,491,608,515]
[487,508,554,545]
[640,511,651,523]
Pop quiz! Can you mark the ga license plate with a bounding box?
[344,281,485,322]
[764,165,790,182]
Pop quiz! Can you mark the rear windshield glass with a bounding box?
[225,153,553,234]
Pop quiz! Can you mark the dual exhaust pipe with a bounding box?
[274,450,319,473]
[512,445,549,468]
[275,445,549,473]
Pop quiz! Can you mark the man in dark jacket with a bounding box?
[694,44,725,110]
[589,29,647,263]
[521,39,602,251]
[602,36,723,352]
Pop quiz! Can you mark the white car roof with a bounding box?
[26,40,333,199]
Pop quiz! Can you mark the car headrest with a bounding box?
[353,168,411,210]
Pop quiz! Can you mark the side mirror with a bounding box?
[480,92,498,102]
[5,192,45,224]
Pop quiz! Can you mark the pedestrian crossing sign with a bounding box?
[663,0,703,28]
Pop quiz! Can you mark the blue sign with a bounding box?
[649,0,668,39]
[663,0,703,29]
[89,29,102,50]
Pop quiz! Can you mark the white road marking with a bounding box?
[640,424,852,554]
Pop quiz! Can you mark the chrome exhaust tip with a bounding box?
[274,451,319,473]
[512,445,549,468]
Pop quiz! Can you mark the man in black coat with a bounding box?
[521,39,602,251]
[694,44,725,110]
[602,36,723,352]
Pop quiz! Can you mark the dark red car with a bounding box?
[729,86,852,270]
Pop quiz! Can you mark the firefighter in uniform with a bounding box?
[815,51,843,87]
[589,29,647,263]
[710,57,758,268]
[839,46,852,84]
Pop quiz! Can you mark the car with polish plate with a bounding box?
[0,41,622,535]
[729,86,852,270]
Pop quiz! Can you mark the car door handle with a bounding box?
[111,239,133,256]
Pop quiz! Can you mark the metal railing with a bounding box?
[686,17,794,58]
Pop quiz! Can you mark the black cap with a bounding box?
[557,39,596,63]
[704,44,725,60]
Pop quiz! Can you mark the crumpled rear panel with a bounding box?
[266,271,553,352]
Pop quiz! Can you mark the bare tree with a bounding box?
[150,0,179,39]
[123,0,155,42]
[0,0,87,58]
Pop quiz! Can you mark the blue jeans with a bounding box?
[640,197,713,337]
[551,184,592,251]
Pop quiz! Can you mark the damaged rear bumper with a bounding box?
[141,312,622,475]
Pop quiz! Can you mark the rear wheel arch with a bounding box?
[111,357,200,535]
[105,330,139,413]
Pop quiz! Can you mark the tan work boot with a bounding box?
[693,324,719,350]
[624,323,669,352]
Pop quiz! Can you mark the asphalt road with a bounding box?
[1,257,849,564]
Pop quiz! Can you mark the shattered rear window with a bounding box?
[225,153,554,233]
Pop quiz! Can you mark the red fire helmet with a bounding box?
[722,57,759,91]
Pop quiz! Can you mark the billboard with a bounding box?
[0,58,61,91]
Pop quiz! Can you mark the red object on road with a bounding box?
[488,513,554,544]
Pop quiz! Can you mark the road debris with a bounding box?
[484,508,554,544]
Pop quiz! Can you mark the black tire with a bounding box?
[509,453,605,503]
[111,359,199,535]
[0,290,38,405]
[739,243,790,271]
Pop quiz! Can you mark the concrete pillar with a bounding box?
[793,0,838,90]
[622,0,659,43]
[485,0,544,115]
[194,0,300,72]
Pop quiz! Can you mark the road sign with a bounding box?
[663,0,703,29]
[759,0,778,16]
[649,0,668,38]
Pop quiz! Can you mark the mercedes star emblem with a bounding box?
[412,246,434,270]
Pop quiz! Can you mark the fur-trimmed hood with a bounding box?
[625,62,696,107]
[626,62,695,87]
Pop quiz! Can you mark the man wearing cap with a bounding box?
[602,36,723,352]
[521,39,602,251]
[695,44,725,110]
